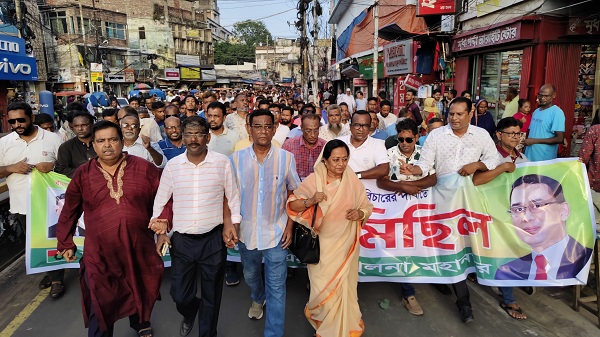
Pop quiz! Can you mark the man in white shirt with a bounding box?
[270,103,290,145]
[402,97,500,324]
[224,93,250,140]
[120,114,167,168]
[378,100,397,129]
[338,110,389,179]
[319,104,350,142]
[0,102,64,298]
[206,102,240,157]
[337,88,356,115]
[152,116,241,337]
[355,91,367,111]
[118,106,163,143]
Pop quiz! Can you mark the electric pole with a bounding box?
[301,3,308,101]
[78,0,91,92]
[372,1,379,97]
[312,0,319,96]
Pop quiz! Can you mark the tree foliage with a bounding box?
[214,42,256,65]
[233,20,273,46]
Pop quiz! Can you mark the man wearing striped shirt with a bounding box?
[152,116,241,337]
[230,110,301,337]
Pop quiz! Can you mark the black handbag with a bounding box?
[289,204,320,264]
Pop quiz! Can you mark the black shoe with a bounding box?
[50,282,65,299]
[520,286,535,295]
[459,306,474,324]
[287,268,296,279]
[180,318,194,336]
[38,275,51,289]
[433,283,452,295]
[225,270,240,286]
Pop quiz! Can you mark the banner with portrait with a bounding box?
[26,159,595,287]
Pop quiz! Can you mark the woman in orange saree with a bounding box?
[287,140,373,337]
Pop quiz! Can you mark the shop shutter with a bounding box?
[454,57,469,95]
[544,43,582,152]
[519,46,533,99]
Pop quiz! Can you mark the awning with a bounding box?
[378,23,416,42]
[216,78,230,84]
[201,69,217,81]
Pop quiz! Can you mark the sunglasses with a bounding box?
[8,118,27,124]
[165,114,179,118]
[397,137,414,143]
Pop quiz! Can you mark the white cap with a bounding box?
[346,88,351,91]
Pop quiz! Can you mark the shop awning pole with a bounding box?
[372,1,379,97]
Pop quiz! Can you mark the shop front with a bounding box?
[0,34,39,132]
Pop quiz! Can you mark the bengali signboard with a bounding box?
[384,40,413,77]
[180,66,201,80]
[27,159,593,287]
[567,17,600,35]
[417,0,458,16]
[452,22,523,52]
[164,68,180,80]
[90,72,104,83]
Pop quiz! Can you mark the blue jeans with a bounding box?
[239,241,288,337]
[498,287,516,305]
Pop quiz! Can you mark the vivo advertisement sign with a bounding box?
[0,35,38,81]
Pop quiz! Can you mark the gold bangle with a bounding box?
[358,209,367,221]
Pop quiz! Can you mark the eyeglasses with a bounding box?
[508,200,562,216]
[397,137,414,143]
[120,123,140,129]
[182,133,207,139]
[499,131,520,138]
[165,114,179,118]
[251,124,274,131]
[8,118,27,124]
[94,137,121,145]
[351,123,370,130]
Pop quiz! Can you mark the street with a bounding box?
[0,257,598,337]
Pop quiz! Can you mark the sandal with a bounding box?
[500,302,527,320]
[138,327,153,337]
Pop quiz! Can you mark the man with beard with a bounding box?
[339,102,351,126]
[55,111,97,178]
[282,114,326,181]
[0,102,63,297]
[225,93,250,140]
[406,89,424,130]
[158,116,186,160]
[153,116,240,337]
[270,103,290,145]
[279,106,296,130]
[378,100,397,129]
[120,113,166,168]
[207,102,240,157]
[319,104,350,142]
[57,121,168,337]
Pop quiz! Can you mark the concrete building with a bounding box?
[255,38,301,85]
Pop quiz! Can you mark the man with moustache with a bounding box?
[225,93,250,140]
[318,104,350,142]
[230,110,300,337]
[378,100,397,129]
[270,103,290,145]
[118,106,163,144]
[153,116,241,337]
[0,102,63,298]
[523,84,565,162]
[158,117,186,160]
[279,106,297,130]
[206,102,240,157]
[120,113,166,168]
[405,89,424,129]
[56,121,168,337]
[55,111,97,178]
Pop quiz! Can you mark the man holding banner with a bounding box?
[56,121,169,337]
[402,96,500,324]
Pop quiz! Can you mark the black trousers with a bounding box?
[453,280,471,308]
[170,227,226,337]
[12,213,64,282]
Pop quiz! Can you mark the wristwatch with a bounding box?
[357,172,362,179]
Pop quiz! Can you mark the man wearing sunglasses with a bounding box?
[120,113,166,168]
[376,118,436,317]
[0,102,63,298]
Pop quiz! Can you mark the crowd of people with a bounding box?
[0,81,584,337]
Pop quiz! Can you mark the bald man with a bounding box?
[522,84,565,162]
[158,116,186,160]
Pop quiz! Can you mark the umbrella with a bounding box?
[54,91,87,97]
[134,83,152,90]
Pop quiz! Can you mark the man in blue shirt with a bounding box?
[523,84,565,161]
[158,116,186,160]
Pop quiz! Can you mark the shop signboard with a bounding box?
[105,74,126,83]
[0,35,38,81]
[452,22,525,52]
[416,0,458,16]
[353,78,368,86]
[567,17,600,35]
[90,63,103,72]
[180,66,201,80]
[404,74,423,90]
[393,77,406,115]
[358,53,384,80]
[164,68,180,80]
[124,69,135,82]
[176,54,200,67]
[384,40,413,77]
[90,72,103,83]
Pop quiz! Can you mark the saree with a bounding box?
[287,156,373,337]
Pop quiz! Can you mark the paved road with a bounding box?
[0,257,598,337]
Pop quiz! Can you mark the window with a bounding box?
[105,22,126,40]
[48,11,68,34]
[139,27,146,40]
[110,54,126,68]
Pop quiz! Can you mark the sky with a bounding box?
[218,0,331,40]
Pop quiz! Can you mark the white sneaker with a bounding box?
[248,300,266,320]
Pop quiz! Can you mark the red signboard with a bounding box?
[353,78,368,86]
[567,17,600,35]
[393,77,406,116]
[416,0,458,16]
[404,74,423,90]
[452,22,523,52]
